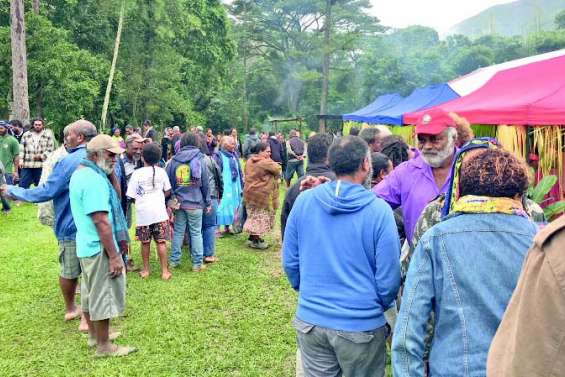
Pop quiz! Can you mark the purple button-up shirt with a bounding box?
[373,155,450,245]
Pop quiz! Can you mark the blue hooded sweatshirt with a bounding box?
[166,146,210,209]
[282,180,401,332]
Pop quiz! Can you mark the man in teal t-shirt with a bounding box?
[69,134,136,357]
[70,166,119,257]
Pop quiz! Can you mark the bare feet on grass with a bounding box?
[64,306,81,321]
[161,271,172,281]
[78,314,89,332]
[88,331,121,347]
[139,270,150,279]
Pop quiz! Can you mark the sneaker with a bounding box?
[250,240,269,250]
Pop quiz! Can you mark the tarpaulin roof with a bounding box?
[370,84,460,125]
[342,93,403,122]
[449,49,565,96]
[405,54,565,126]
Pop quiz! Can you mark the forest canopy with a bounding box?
[2,0,565,136]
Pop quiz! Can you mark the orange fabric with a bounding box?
[243,155,281,210]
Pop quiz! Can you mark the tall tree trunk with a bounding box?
[32,0,39,14]
[241,0,250,132]
[319,0,333,132]
[101,0,126,133]
[10,0,30,123]
[242,51,249,132]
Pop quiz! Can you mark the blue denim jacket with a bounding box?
[8,145,86,241]
[392,212,538,377]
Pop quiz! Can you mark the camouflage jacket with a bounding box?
[402,195,545,278]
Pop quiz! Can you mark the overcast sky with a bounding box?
[370,0,516,33]
[221,0,517,34]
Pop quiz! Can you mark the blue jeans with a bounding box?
[170,209,204,267]
[19,168,42,189]
[1,174,13,212]
[285,160,304,181]
[203,199,218,257]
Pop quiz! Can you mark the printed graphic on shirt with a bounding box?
[136,184,145,197]
[175,164,192,186]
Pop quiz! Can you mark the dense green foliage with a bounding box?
[223,3,565,131]
[1,0,235,137]
[1,1,565,135]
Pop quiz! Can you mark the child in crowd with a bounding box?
[126,143,172,280]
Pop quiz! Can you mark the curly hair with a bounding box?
[380,135,409,168]
[449,112,474,147]
[459,148,529,198]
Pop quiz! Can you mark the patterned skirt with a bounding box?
[243,206,275,236]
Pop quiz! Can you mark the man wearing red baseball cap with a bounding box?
[372,108,458,246]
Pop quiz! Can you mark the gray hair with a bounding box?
[445,126,458,141]
[374,125,392,137]
[221,135,234,148]
[63,124,72,137]
[70,120,97,141]
[359,127,381,146]
[126,134,143,146]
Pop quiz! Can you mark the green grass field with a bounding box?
[0,203,297,376]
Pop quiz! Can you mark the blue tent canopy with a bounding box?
[342,93,403,123]
[371,84,460,125]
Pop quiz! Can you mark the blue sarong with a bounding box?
[216,153,242,226]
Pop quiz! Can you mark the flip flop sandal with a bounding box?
[204,256,219,263]
[95,345,137,358]
[88,331,121,348]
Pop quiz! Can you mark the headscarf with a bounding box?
[220,149,240,182]
[442,137,502,218]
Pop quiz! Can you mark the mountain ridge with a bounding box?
[448,0,565,38]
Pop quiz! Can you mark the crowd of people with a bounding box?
[281,109,565,377]
[0,117,308,357]
[1,112,564,374]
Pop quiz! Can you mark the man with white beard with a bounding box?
[373,108,457,246]
[69,135,136,357]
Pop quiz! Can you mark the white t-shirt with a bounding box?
[126,166,171,227]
